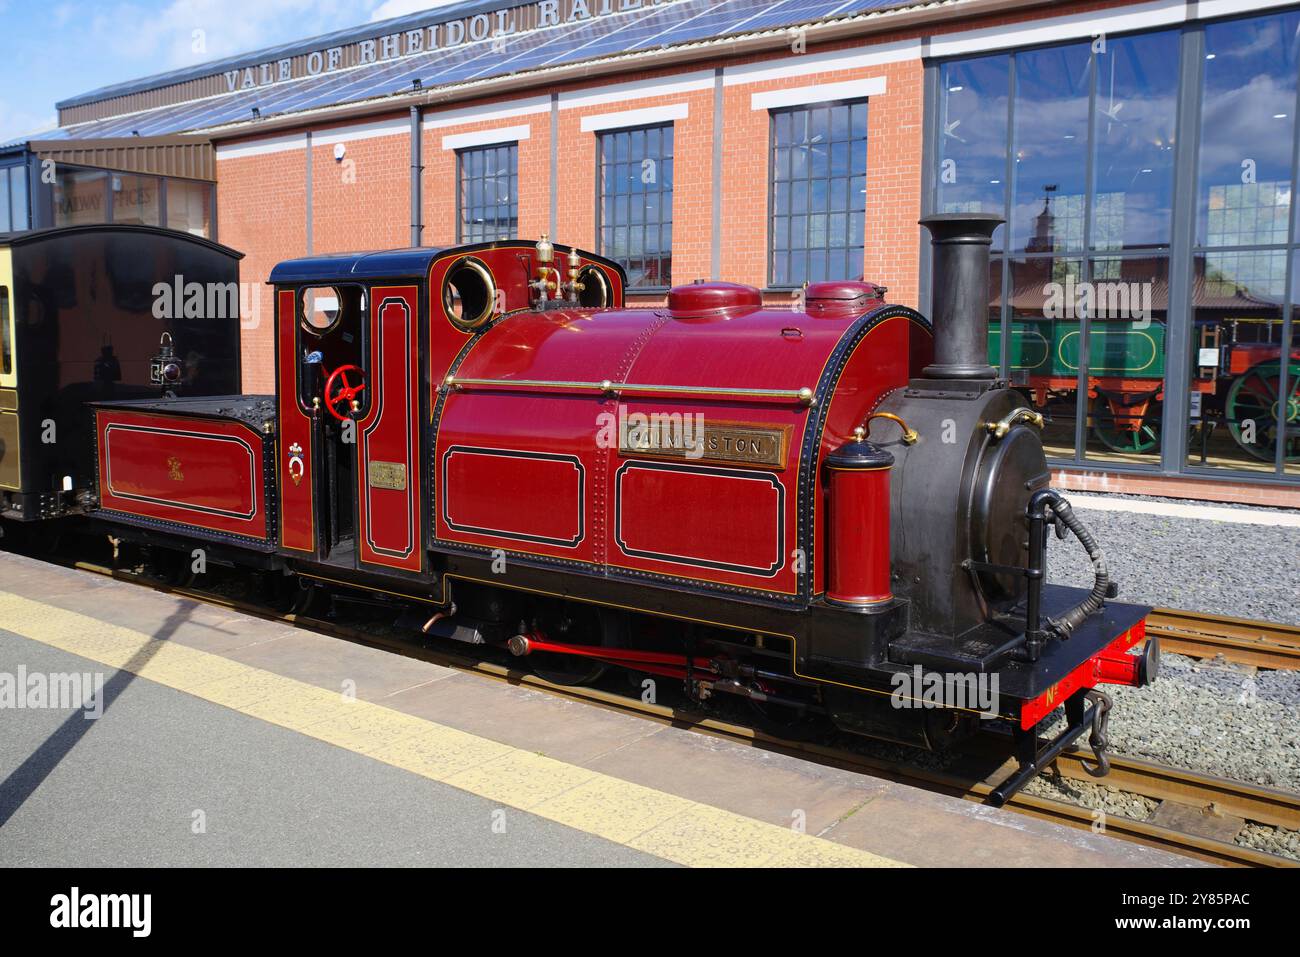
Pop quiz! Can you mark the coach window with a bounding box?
[598,124,674,290]
[769,100,867,288]
[1,286,12,380]
[457,142,518,243]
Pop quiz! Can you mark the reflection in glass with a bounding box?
[53,168,107,227]
[936,55,1009,248]
[1187,250,1289,471]
[111,173,161,226]
[1091,31,1180,250]
[1198,11,1300,247]
[1012,43,1091,253]
[1004,257,1085,458]
[1285,317,1300,474]
[1083,257,1170,464]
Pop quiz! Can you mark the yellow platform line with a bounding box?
[0,592,906,868]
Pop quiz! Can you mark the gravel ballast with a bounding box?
[1045,494,1300,625]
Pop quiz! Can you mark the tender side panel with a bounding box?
[95,409,268,541]
[357,287,422,573]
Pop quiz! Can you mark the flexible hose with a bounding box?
[1044,496,1110,640]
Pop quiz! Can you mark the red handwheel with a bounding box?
[323,364,366,421]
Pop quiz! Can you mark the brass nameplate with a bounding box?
[620,418,790,468]
[368,461,408,491]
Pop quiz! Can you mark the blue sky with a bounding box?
[0,0,461,142]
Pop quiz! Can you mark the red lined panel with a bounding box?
[442,447,584,547]
[614,462,785,578]
[96,409,266,540]
[277,288,316,553]
[357,287,422,572]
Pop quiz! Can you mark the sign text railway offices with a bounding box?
[223,0,675,93]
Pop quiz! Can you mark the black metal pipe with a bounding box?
[919,213,1003,380]
[410,105,423,248]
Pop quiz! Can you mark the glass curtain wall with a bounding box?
[933,9,1300,480]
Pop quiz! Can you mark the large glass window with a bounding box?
[111,172,161,226]
[457,142,518,244]
[10,165,27,232]
[769,100,867,287]
[53,168,108,227]
[934,30,1182,472]
[166,179,213,237]
[1185,11,1300,475]
[1198,12,1299,248]
[0,165,28,233]
[598,124,674,289]
[1092,31,1180,251]
[1011,43,1091,254]
[936,55,1010,248]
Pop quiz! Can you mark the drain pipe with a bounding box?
[410,105,423,247]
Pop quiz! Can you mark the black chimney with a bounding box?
[919,213,1003,380]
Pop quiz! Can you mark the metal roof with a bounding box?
[269,247,451,283]
[31,0,924,145]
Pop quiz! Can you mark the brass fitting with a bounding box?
[862,411,918,445]
[984,407,1045,439]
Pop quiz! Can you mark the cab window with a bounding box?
[297,285,366,410]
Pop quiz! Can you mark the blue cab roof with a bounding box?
[268,247,448,284]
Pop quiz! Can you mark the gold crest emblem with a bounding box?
[167,456,184,482]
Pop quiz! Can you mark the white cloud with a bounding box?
[370,0,464,23]
[0,98,57,142]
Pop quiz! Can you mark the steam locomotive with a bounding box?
[0,215,1158,804]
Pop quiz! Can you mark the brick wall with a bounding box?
[216,143,307,394]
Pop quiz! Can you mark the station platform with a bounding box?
[0,551,1196,868]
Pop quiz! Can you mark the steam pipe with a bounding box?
[919,213,1003,380]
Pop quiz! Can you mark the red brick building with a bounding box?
[2,0,1299,500]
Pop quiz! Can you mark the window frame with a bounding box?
[594,122,675,293]
[455,141,519,245]
[766,98,869,291]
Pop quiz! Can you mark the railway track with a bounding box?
[56,558,1300,869]
[1146,609,1300,671]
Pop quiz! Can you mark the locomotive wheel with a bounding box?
[529,604,613,687]
[1225,358,1300,462]
[1091,396,1161,454]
